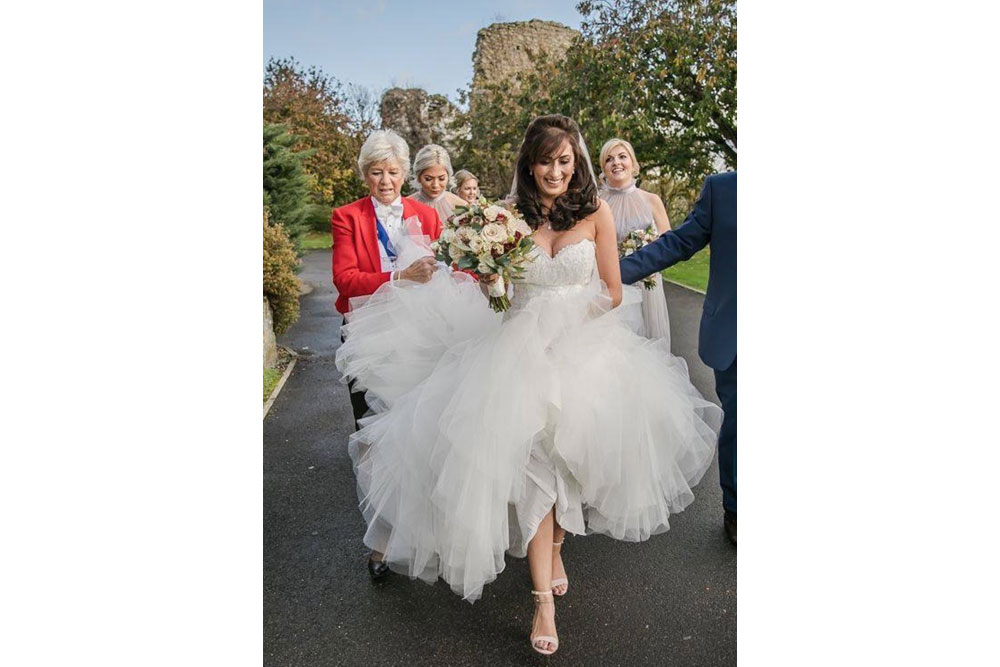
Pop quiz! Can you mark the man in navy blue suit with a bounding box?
[619,171,737,545]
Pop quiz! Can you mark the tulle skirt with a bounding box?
[336,270,721,601]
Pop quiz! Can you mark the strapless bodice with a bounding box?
[511,239,598,308]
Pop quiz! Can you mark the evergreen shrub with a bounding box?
[263,209,300,335]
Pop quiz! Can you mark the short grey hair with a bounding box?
[410,144,455,189]
[357,130,410,180]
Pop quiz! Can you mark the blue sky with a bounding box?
[264,0,586,104]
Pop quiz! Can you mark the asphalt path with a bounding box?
[265,249,736,666]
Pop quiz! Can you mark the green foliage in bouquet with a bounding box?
[431,198,535,312]
[263,209,301,335]
[618,224,660,289]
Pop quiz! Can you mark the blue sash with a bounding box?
[374,217,397,259]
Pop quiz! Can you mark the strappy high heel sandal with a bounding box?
[551,540,568,596]
[530,590,559,655]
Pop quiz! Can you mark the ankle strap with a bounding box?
[552,540,564,546]
[532,589,554,597]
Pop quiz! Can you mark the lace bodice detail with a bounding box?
[511,239,597,307]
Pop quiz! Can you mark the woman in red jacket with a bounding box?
[332,130,442,315]
[330,129,442,580]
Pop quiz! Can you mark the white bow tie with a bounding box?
[374,200,403,221]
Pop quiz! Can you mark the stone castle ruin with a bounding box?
[379,88,463,156]
[470,19,578,95]
[380,20,579,155]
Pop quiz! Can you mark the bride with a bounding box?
[336,114,722,655]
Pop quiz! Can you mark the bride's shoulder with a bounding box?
[575,198,614,241]
[586,197,614,226]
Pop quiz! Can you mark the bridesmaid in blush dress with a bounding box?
[408,144,469,224]
[597,138,673,345]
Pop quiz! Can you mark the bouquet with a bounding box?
[431,197,535,312]
[618,224,660,289]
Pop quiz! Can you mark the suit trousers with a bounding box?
[714,358,737,515]
[341,317,369,431]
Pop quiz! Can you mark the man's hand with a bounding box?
[398,257,437,283]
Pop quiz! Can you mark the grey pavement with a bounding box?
[265,250,736,666]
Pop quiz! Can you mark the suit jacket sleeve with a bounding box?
[619,176,715,285]
[331,207,391,300]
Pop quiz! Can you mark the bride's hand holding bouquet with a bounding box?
[431,197,535,312]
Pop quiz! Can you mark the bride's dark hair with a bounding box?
[513,114,599,231]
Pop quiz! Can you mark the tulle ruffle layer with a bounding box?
[336,271,721,601]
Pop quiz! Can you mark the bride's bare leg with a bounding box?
[527,508,558,653]
[552,519,568,595]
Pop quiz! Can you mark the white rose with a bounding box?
[508,216,531,237]
[440,228,456,244]
[468,236,484,253]
[449,243,465,259]
[483,205,502,222]
[456,226,475,241]
[481,223,506,244]
[477,261,492,274]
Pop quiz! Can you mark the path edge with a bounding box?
[662,277,707,295]
[264,356,298,419]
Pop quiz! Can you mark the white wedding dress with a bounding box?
[336,235,721,602]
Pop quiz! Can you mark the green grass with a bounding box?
[300,231,332,251]
[264,368,282,403]
[661,247,710,292]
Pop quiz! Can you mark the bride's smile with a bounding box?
[533,140,575,201]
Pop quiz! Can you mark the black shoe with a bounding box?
[367,556,391,582]
[724,511,736,546]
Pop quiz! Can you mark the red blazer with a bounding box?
[331,196,442,314]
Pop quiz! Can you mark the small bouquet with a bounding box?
[431,197,535,312]
[618,224,660,289]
